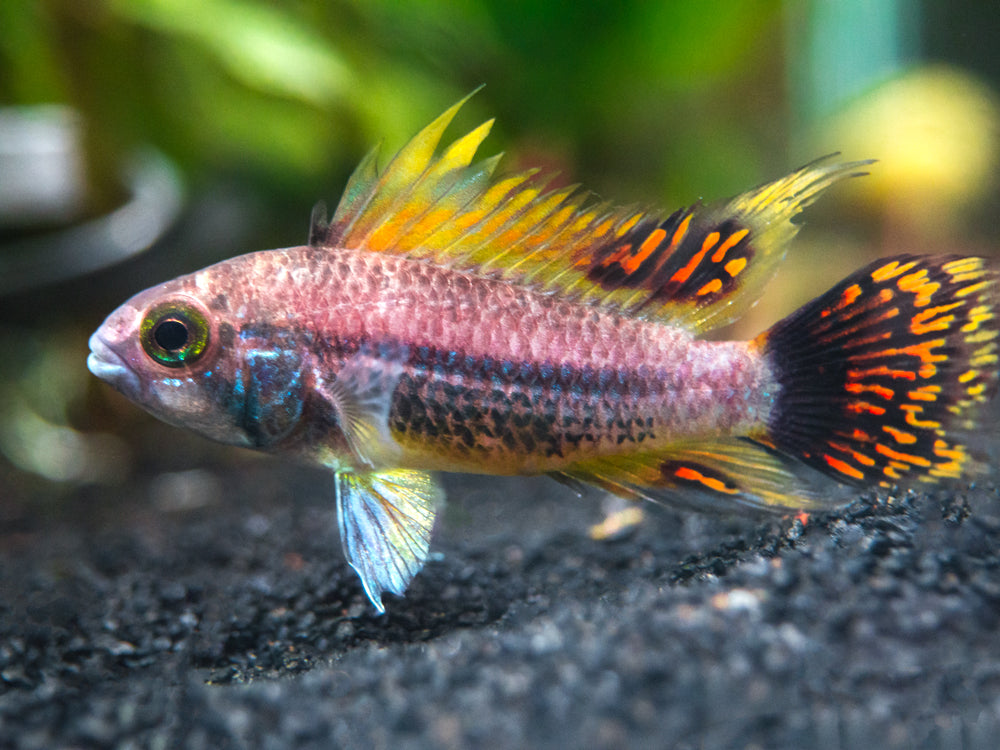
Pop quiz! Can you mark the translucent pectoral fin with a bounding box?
[335,469,443,613]
[316,343,409,469]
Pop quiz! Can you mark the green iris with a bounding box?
[140,300,210,367]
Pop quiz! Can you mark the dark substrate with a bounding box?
[2,446,1000,749]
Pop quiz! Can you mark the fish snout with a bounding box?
[87,328,141,395]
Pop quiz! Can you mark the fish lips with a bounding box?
[88,329,142,397]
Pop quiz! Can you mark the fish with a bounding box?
[88,95,1000,612]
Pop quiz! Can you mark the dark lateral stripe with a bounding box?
[375,339,660,458]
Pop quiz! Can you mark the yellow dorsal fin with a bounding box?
[312,95,870,333]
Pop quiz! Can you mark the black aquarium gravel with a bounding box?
[2,439,1000,749]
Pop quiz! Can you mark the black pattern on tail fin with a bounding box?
[759,255,999,487]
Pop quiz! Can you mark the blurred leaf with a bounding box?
[346,66,471,153]
[627,0,782,85]
[0,0,66,103]
[171,48,345,182]
[110,0,354,106]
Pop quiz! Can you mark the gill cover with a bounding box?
[238,330,306,447]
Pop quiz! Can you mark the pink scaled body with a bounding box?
[201,245,775,476]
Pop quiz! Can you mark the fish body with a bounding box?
[88,97,1000,611]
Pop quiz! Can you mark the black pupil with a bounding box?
[154,318,189,351]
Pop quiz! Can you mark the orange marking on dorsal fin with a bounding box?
[670,245,710,285]
[669,213,693,249]
[324,97,871,334]
[711,228,749,263]
[701,231,721,254]
[620,228,667,274]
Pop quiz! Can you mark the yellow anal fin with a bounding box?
[555,440,835,514]
[312,92,870,333]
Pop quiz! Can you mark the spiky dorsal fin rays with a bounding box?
[322,92,497,252]
[311,94,871,334]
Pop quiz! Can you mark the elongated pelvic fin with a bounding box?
[336,469,443,613]
[311,94,869,332]
[555,439,829,513]
[759,254,999,487]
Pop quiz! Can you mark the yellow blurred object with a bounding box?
[589,496,646,541]
[816,66,1000,243]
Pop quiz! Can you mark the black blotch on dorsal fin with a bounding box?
[309,201,329,247]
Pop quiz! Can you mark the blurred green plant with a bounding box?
[1,0,787,216]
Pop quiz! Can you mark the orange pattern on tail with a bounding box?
[759,255,999,487]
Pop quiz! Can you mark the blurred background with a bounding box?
[0,0,998,530]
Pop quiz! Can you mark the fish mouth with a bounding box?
[87,331,141,395]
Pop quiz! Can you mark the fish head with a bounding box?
[88,257,309,449]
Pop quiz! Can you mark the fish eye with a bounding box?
[140,299,211,367]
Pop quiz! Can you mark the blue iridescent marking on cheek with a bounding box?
[239,343,306,447]
[247,348,280,360]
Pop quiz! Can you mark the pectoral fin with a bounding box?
[335,469,442,613]
[316,343,409,469]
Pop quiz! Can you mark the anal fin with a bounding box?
[555,439,832,514]
[336,469,443,613]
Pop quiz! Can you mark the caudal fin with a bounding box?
[758,255,999,487]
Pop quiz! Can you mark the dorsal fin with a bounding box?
[312,95,871,333]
